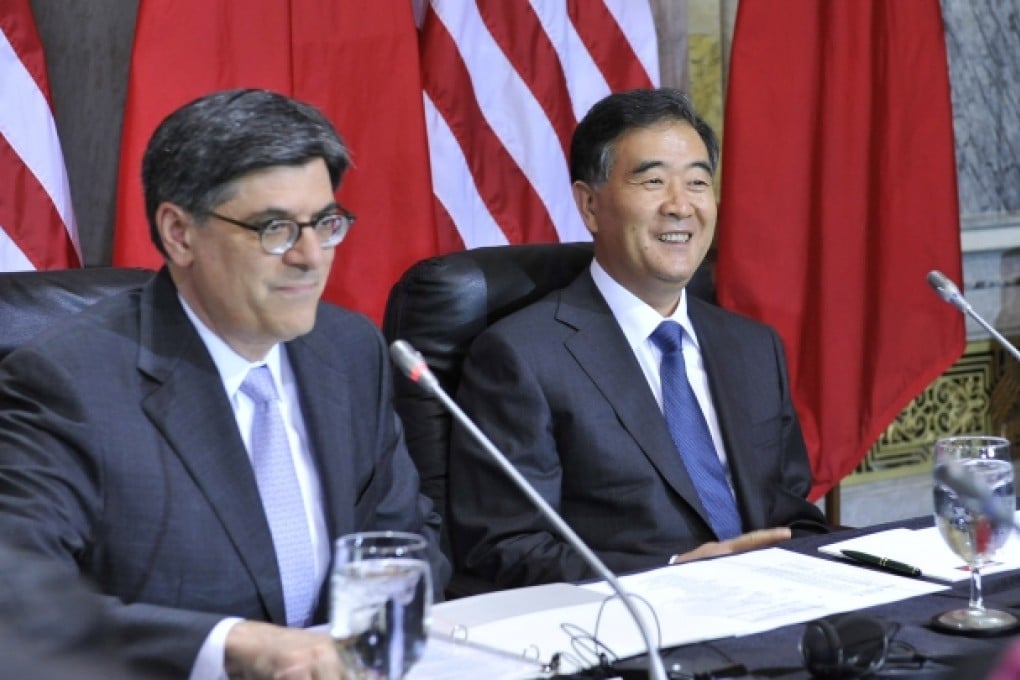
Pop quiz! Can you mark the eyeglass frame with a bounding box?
[204,208,356,255]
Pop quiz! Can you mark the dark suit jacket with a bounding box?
[0,269,448,677]
[448,271,826,588]
[0,540,138,679]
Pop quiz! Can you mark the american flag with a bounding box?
[0,0,80,271]
[419,0,658,251]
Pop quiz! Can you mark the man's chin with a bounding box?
[274,311,319,342]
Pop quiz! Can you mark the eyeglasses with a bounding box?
[206,209,356,255]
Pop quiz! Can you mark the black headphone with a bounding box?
[800,613,892,679]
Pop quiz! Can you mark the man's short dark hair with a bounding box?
[569,88,719,186]
[142,88,351,257]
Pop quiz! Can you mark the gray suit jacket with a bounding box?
[448,271,826,588]
[0,269,448,677]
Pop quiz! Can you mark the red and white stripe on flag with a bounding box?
[0,0,80,271]
[419,0,659,251]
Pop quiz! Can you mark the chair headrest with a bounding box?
[382,242,595,393]
[0,267,153,362]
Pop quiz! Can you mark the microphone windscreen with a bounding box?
[390,340,423,379]
[926,270,958,301]
[389,339,439,392]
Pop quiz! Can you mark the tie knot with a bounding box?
[650,320,685,355]
[240,365,279,404]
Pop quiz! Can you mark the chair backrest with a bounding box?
[382,241,716,562]
[0,267,153,362]
[382,243,595,550]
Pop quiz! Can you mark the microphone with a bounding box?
[927,271,1020,533]
[933,462,1016,531]
[927,270,1020,364]
[389,340,668,680]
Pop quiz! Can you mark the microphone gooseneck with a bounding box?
[389,340,669,680]
[926,271,1020,536]
[926,270,1020,364]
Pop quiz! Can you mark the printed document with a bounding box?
[429,548,945,673]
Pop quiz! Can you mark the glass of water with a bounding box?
[932,435,1017,633]
[330,531,432,679]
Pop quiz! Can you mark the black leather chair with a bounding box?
[381,242,718,593]
[382,243,596,560]
[0,267,154,362]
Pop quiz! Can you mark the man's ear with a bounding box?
[571,180,599,236]
[155,203,195,266]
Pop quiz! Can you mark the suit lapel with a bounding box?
[555,274,713,524]
[689,299,769,529]
[287,321,369,622]
[286,327,356,542]
[136,270,287,624]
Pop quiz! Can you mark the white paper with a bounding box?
[818,513,1020,582]
[428,548,946,672]
[582,549,945,637]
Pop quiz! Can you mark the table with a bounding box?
[605,517,1020,679]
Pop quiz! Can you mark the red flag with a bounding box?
[716,0,964,499]
[419,0,658,249]
[0,0,80,271]
[113,1,437,323]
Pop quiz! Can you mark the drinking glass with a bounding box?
[932,435,1018,633]
[330,531,432,679]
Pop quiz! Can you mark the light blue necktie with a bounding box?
[241,365,317,627]
[650,321,742,540]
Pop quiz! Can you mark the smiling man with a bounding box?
[0,90,447,678]
[448,88,828,589]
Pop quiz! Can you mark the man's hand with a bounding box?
[669,527,792,565]
[225,621,349,679]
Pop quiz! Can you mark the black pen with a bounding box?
[841,549,922,577]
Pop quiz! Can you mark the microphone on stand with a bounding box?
[389,340,668,680]
[926,270,1020,363]
[927,270,1020,532]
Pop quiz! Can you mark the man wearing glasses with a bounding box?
[0,89,447,678]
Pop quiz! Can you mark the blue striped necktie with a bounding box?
[241,365,317,626]
[650,321,742,540]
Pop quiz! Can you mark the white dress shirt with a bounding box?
[179,297,328,680]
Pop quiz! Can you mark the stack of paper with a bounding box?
[429,548,947,673]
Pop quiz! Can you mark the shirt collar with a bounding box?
[590,259,700,350]
[178,294,284,398]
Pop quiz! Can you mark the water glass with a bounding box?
[330,531,432,679]
[932,435,1018,633]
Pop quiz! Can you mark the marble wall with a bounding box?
[943,1,1020,218]
[940,1,1020,339]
